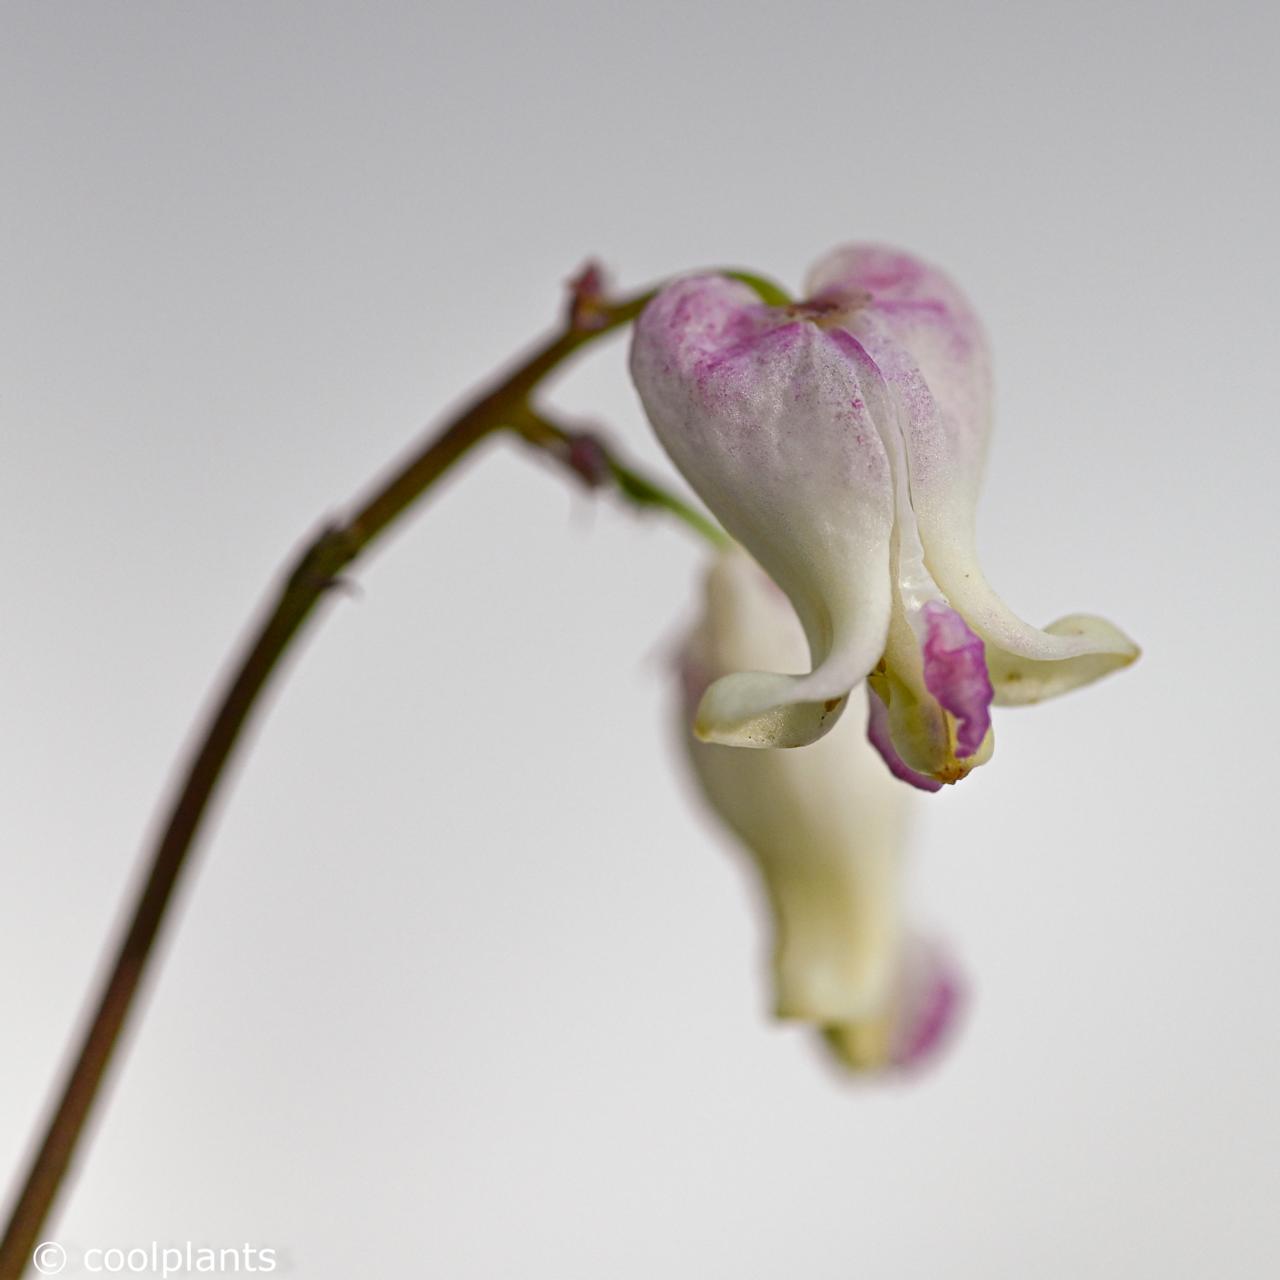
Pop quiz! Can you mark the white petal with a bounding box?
[809,244,1138,707]
[940,571,1139,705]
[632,276,894,747]
[680,550,911,1021]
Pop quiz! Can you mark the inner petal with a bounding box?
[865,689,944,793]
[830,326,995,775]
[920,602,993,758]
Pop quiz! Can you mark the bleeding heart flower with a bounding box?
[679,547,962,1073]
[634,244,1138,788]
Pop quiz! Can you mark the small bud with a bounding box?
[566,260,610,332]
[563,431,611,488]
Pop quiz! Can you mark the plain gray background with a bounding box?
[3,2,1276,1276]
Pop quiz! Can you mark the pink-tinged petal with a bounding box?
[920,602,994,758]
[891,943,964,1071]
[866,688,943,793]
[806,243,991,508]
[819,938,965,1074]
[635,248,1138,774]
[812,244,1138,710]
[631,276,895,749]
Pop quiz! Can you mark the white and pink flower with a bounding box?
[634,244,1138,788]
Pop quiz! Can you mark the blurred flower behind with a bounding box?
[678,548,962,1074]
[635,244,1138,789]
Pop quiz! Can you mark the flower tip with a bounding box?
[891,947,964,1071]
[693,672,847,749]
[819,944,965,1076]
[1050,613,1141,659]
[988,613,1141,707]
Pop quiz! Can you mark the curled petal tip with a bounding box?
[983,612,1141,707]
[693,672,848,749]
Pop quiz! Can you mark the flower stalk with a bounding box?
[0,265,767,1278]
[511,407,730,548]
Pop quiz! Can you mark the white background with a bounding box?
[2,3,1277,1276]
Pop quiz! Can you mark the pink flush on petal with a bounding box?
[920,602,994,758]
[892,946,964,1071]
[866,692,943,793]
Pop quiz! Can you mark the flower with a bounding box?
[679,547,962,1072]
[633,244,1138,788]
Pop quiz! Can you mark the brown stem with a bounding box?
[0,283,655,1279]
